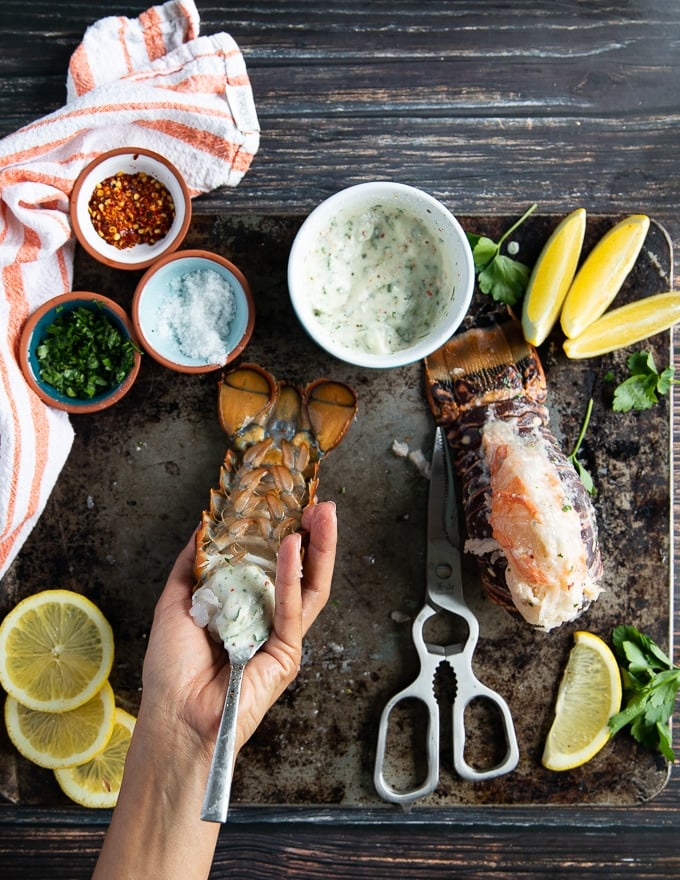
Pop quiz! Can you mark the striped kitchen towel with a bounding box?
[0,0,260,580]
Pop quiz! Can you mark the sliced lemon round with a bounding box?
[560,213,650,339]
[563,291,680,359]
[0,590,114,712]
[521,208,586,346]
[54,707,136,808]
[4,681,115,769]
[542,631,622,772]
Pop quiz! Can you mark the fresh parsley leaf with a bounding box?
[567,397,596,495]
[36,304,137,399]
[466,204,537,307]
[478,254,531,304]
[572,458,595,495]
[609,625,680,761]
[611,350,678,412]
[467,235,498,272]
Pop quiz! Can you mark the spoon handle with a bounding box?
[201,660,246,823]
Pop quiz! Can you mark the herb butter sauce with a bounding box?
[190,563,274,653]
[304,203,450,355]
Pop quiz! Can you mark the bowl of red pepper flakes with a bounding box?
[70,147,192,270]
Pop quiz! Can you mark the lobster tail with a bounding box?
[425,319,547,424]
[193,364,357,648]
[425,319,603,632]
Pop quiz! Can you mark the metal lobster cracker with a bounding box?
[374,427,519,807]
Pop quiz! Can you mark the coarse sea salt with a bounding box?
[157,267,237,363]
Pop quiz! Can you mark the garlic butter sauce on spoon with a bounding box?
[191,564,275,824]
[305,203,448,355]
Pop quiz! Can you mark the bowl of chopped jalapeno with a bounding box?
[70,147,192,270]
[19,292,142,413]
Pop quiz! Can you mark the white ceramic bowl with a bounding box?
[287,182,474,368]
[132,250,255,374]
[70,147,191,270]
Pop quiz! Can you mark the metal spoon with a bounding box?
[200,639,264,823]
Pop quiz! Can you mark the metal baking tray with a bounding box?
[0,214,673,813]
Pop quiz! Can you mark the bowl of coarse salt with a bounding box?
[132,250,255,373]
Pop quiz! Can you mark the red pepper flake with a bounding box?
[87,170,175,250]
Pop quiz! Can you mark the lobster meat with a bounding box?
[425,319,603,632]
[191,364,358,649]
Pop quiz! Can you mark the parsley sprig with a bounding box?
[610,350,678,412]
[37,304,137,399]
[567,397,595,495]
[609,625,680,761]
[466,204,537,306]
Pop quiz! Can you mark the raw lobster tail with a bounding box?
[192,364,357,648]
[425,320,603,632]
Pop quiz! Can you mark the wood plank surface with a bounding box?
[1,1,679,877]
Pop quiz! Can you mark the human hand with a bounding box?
[94,503,337,879]
[137,500,337,763]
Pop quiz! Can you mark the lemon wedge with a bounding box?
[563,292,680,358]
[54,707,136,808]
[560,214,650,339]
[542,631,622,771]
[4,681,115,769]
[521,208,586,346]
[0,590,114,712]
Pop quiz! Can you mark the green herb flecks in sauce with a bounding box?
[307,203,450,355]
[36,304,137,399]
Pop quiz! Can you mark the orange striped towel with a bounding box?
[0,0,260,580]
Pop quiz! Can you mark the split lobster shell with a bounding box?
[425,319,603,632]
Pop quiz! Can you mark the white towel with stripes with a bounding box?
[0,0,260,579]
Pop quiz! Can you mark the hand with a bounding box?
[138,500,337,761]
[93,501,336,879]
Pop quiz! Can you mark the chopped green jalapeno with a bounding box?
[36,304,137,399]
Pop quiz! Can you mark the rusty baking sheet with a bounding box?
[0,213,673,811]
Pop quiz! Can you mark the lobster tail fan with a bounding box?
[305,379,358,455]
[218,364,277,439]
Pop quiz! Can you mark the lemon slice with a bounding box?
[560,214,650,339]
[521,208,586,346]
[542,631,622,771]
[563,292,680,359]
[54,707,136,808]
[0,590,115,712]
[4,681,115,769]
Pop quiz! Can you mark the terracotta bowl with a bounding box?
[70,147,191,270]
[132,250,255,374]
[19,292,142,414]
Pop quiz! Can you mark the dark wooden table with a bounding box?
[1,2,679,876]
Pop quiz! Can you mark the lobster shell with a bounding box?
[425,319,603,630]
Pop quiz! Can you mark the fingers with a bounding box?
[270,500,337,651]
[272,531,303,650]
[300,501,337,635]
